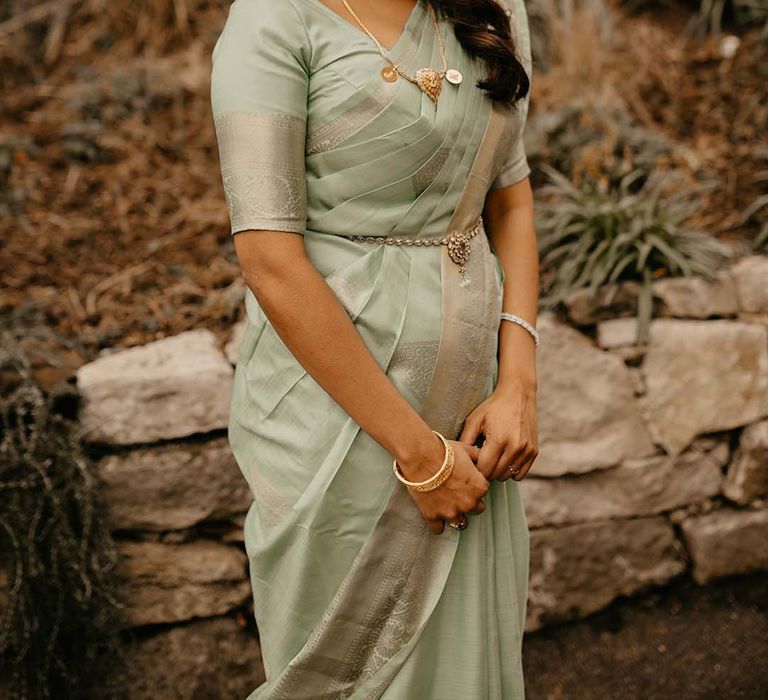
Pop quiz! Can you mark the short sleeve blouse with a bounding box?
[488,0,533,191]
[210,0,310,236]
[210,0,532,234]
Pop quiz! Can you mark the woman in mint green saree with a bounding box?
[210,0,539,697]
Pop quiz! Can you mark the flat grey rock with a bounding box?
[535,315,657,476]
[98,436,251,531]
[77,329,233,444]
[527,516,685,631]
[521,438,726,528]
[116,539,250,627]
[640,319,768,455]
[681,507,768,584]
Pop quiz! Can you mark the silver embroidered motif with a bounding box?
[411,146,451,194]
[267,485,455,699]
[246,467,292,527]
[214,112,307,234]
[429,236,502,442]
[387,340,440,405]
[306,90,393,155]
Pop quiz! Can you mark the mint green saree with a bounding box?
[210,0,532,697]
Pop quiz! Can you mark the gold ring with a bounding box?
[449,517,468,531]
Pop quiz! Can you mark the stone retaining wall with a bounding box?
[73,255,768,697]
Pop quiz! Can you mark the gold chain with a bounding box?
[339,0,448,93]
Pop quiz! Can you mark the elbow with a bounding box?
[241,257,285,305]
[234,229,308,304]
[240,253,277,289]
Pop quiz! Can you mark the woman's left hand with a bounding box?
[458,380,539,482]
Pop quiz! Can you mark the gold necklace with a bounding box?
[339,0,463,106]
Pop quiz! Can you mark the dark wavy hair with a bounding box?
[431,0,530,107]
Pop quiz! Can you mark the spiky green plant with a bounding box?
[0,334,126,700]
[745,194,768,249]
[744,149,768,250]
[536,165,734,342]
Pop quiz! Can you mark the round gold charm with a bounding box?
[445,68,463,85]
[381,66,398,83]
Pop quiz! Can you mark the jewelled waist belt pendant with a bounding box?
[339,215,484,281]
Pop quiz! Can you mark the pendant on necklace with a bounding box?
[381,66,398,83]
[445,68,463,85]
[415,67,443,104]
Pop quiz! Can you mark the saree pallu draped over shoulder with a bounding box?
[210,0,532,697]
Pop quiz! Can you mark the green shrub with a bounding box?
[536,165,734,341]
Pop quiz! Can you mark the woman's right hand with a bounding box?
[398,438,489,534]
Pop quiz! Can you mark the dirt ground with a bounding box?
[523,572,768,700]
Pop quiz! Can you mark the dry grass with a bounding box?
[531,0,623,111]
[0,0,764,359]
[1,1,242,359]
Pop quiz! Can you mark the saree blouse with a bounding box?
[211,0,531,239]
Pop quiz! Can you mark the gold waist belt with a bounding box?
[339,215,484,276]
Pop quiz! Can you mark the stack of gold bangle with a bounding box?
[392,430,455,493]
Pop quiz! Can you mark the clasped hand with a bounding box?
[409,383,538,534]
[459,381,539,483]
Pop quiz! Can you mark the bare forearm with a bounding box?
[239,235,443,478]
[484,181,540,390]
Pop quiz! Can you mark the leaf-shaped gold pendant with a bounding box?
[415,67,442,104]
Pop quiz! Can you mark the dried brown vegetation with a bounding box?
[0,0,765,361]
[1,0,239,363]
[531,2,767,244]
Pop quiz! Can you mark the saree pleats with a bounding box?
[229,223,528,697]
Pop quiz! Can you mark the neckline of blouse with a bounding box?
[302,0,426,55]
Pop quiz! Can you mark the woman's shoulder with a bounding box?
[497,0,531,70]
[223,0,309,30]
[497,0,528,18]
[213,0,313,70]
[226,0,328,30]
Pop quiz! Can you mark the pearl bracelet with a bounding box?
[392,430,455,493]
[500,312,540,347]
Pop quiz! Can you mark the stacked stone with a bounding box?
[76,330,262,697]
[76,255,768,692]
[522,254,768,630]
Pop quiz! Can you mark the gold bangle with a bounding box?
[392,430,455,493]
